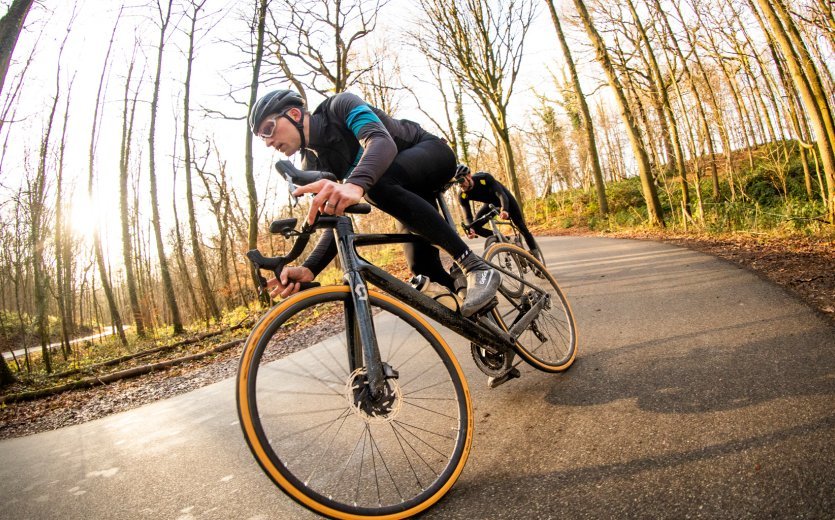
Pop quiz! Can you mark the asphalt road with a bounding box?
[3,326,126,362]
[1,236,833,519]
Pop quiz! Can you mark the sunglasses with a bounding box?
[257,115,280,139]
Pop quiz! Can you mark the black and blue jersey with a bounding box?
[300,92,428,194]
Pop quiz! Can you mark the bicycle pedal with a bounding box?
[464,296,499,320]
[487,367,520,389]
[479,296,499,314]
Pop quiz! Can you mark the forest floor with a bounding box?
[1,230,833,440]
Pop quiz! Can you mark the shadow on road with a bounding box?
[543,316,835,415]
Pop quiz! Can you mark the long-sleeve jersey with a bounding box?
[299,92,429,194]
[298,92,439,275]
[457,172,513,224]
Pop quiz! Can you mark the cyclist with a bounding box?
[455,164,542,260]
[249,89,500,317]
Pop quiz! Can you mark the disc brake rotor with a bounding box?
[344,367,402,424]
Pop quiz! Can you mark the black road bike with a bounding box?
[236,161,577,519]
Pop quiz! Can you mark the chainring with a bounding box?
[470,343,514,377]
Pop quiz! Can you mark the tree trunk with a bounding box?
[88,9,127,346]
[119,44,146,338]
[668,0,730,197]
[183,0,220,322]
[497,119,524,210]
[747,0,814,197]
[0,0,35,112]
[54,75,74,359]
[30,19,75,373]
[627,0,689,216]
[691,0,756,169]
[245,0,269,295]
[148,0,184,334]
[756,0,835,219]
[545,0,608,214]
[173,183,202,322]
[455,82,470,164]
[571,0,664,225]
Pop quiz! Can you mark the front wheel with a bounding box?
[237,286,473,519]
[484,244,578,372]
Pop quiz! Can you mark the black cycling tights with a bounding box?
[364,137,462,289]
[471,197,538,252]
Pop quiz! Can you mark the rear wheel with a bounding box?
[482,235,498,254]
[237,286,472,519]
[484,244,578,372]
[487,238,525,299]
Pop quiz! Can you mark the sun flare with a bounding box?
[68,195,102,241]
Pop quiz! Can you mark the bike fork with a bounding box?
[334,217,396,399]
[344,270,388,398]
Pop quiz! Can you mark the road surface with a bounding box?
[3,326,127,362]
[0,236,832,519]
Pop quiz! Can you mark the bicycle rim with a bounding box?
[485,244,578,372]
[237,286,473,519]
[492,245,526,299]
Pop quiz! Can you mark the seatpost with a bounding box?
[437,193,456,228]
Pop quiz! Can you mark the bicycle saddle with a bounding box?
[275,160,337,186]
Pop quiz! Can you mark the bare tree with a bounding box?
[415,0,535,207]
[0,0,35,120]
[545,0,608,214]
[244,0,269,298]
[88,8,127,346]
[26,6,81,372]
[194,138,234,308]
[148,0,184,334]
[52,71,75,360]
[404,60,459,152]
[182,0,220,322]
[529,96,574,195]
[357,35,404,115]
[755,0,835,220]
[265,0,386,96]
[119,39,146,337]
[570,0,665,226]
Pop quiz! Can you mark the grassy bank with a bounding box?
[527,141,832,240]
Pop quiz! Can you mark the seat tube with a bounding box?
[490,218,502,242]
[437,193,455,227]
[334,218,385,397]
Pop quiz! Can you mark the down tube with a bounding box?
[361,263,513,354]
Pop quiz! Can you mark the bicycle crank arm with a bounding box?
[472,315,516,353]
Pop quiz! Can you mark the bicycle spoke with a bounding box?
[486,244,577,371]
[240,290,470,515]
[401,400,460,423]
[393,420,454,465]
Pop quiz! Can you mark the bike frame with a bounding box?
[249,183,544,400]
[325,214,539,398]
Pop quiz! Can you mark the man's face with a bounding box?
[260,108,302,156]
[460,173,474,191]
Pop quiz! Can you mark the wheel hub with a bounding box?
[345,368,402,423]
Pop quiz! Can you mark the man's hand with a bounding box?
[467,229,477,239]
[267,266,314,299]
[293,180,364,225]
[500,209,509,220]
